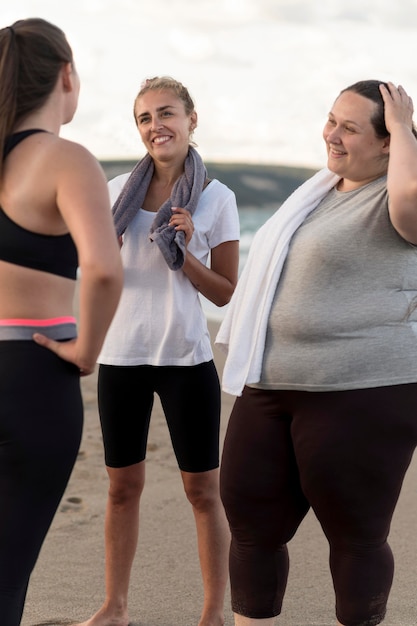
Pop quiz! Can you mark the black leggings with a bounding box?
[220,384,417,626]
[0,341,83,626]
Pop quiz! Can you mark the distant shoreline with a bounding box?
[100,160,317,208]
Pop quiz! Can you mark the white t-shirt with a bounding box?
[98,175,240,366]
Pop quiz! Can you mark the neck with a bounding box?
[153,162,184,187]
[14,90,66,136]
[337,173,385,192]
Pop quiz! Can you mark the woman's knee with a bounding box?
[182,468,220,510]
[107,462,145,504]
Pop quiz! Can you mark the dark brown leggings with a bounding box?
[220,384,417,626]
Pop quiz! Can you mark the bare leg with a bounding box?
[74,462,145,626]
[234,616,277,625]
[181,468,230,626]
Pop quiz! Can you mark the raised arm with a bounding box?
[381,82,417,243]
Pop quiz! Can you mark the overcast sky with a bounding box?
[4,0,417,167]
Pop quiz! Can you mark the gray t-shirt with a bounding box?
[254,176,417,391]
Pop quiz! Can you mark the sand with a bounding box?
[20,319,417,626]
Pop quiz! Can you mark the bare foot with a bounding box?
[198,610,225,626]
[72,606,129,626]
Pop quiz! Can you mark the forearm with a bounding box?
[182,251,236,307]
[387,124,417,242]
[380,82,417,241]
[387,123,417,199]
[76,268,123,369]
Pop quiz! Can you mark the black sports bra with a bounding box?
[0,129,78,279]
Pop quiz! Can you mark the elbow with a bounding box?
[105,263,124,292]
[81,258,123,288]
[409,178,417,198]
[213,281,237,307]
[214,297,229,308]
[389,195,417,244]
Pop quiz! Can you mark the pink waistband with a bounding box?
[0,316,77,326]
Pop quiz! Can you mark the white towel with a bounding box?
[215,167,340,397]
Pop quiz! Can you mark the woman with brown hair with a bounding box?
[0,17,123,626]
[217,79,417,626]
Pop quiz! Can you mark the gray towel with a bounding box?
[112,146,207,270]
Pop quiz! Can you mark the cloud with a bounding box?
[5,0,417,166]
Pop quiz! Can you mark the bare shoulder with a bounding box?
[46,136,106,182]
[41,137,110,226]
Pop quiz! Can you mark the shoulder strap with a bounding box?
[3,129,48,159]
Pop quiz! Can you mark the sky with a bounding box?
[4,0,417,168]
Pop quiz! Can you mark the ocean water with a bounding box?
[201,204,277,322]
[238,205,279,268]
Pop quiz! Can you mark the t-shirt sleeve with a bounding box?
[207,183,240,249]
[108,172,132,206]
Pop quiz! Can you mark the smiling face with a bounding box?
[134,88,197,165]
[323,90,390,191]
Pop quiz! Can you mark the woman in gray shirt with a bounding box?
[218,80,417,626]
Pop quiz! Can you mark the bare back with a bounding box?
[0,130,109,319]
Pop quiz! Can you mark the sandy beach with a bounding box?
[20,317,417,626]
